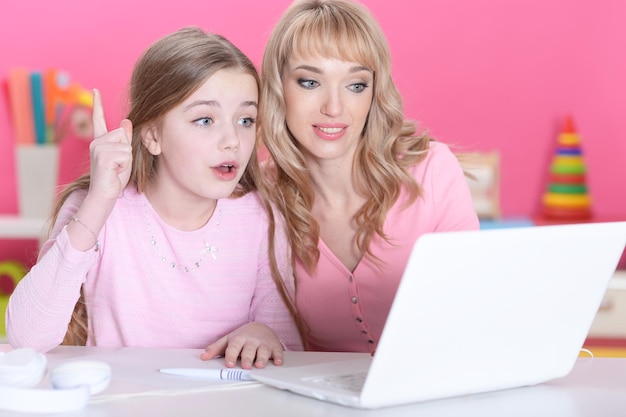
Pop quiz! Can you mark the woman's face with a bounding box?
[144,68,258,202]
[281,53,373,165]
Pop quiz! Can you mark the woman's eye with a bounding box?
[298,79,319,89]
[194,117,213,127]
[238,117,256,128]
[349,83,368,93]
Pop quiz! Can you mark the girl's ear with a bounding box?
[141,125,162,156]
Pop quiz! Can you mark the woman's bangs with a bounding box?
[288,19,375,69]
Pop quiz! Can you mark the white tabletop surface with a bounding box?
[1,344,625,417]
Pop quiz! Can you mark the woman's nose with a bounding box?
[320,90,342,117]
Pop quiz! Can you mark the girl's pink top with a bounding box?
[7,186,302,352]
[295,142,480,353]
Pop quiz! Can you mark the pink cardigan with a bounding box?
[7,186,302,352]
[294,142,480,352]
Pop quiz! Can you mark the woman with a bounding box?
[260,0,479,352]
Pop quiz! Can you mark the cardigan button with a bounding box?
[351,297,358,304]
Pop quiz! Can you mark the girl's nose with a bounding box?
[219,123,240,151]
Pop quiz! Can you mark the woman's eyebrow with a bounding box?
[292,64,371,74]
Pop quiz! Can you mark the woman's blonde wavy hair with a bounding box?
[53,27,298,346]
[260,0,432,273]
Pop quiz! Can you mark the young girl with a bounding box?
[7,27,301,369]
[259,0,479,353]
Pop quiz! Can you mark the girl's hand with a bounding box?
[88,89,133,203]
[200,322,285,369]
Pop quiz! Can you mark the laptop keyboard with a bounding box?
[304,372,367,392]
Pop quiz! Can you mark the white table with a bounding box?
[1,344,625,416]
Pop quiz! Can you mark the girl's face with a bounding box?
[281,54,373,165]
[144,68,258,202]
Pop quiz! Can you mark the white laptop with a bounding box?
[250,221,626,409]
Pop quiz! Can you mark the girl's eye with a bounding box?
[297,79,319,89]
[194,117,213,127]
[348,83,368,93]
[238,117,256,128]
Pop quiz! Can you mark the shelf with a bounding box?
[608,270,626,289]
[588,270,626,340]
[0,215,47,239]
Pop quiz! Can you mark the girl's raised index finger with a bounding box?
[91,89,108,139]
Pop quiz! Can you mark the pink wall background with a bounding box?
[1,0,625,237]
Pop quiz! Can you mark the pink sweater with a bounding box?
[7,186,302,352]
[295,142,480,352]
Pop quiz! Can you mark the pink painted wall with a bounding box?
[1,0,625,221]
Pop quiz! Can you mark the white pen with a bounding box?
[159,368,254,381]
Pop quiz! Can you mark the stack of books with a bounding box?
[6,68,92,146]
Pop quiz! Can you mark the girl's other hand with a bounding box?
[200,322,284,369]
